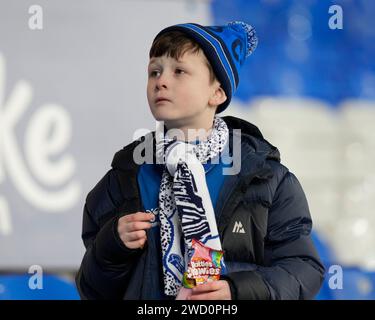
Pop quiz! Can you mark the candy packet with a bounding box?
[176,238,224,300]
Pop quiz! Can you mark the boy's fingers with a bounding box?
[131,237,147,246]
[122,212,154,223]
[125,238,147,250]
[124,230,146,241]
[122,221,152,232]
[192,281,220,293]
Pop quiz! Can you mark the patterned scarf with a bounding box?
[156,116,229,297]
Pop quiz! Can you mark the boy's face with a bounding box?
[147,50,225,130]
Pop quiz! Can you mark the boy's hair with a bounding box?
[149,31,217,85]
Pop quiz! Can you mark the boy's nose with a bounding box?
[155,73,169,90]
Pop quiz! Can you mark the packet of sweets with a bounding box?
[176,238,224,300]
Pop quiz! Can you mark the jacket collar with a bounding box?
[111,116,280,219]
[111,115,280,179]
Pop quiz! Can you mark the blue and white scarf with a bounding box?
[156,116,229,297]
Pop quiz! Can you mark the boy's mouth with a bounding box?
[155,97,171,104]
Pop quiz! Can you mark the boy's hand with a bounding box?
[187,280,231,300]
[117,212,154,249]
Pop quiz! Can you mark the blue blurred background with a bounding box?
[0,0,374,299]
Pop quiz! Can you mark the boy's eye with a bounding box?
[175,68,185,74]
[149,70,160,77]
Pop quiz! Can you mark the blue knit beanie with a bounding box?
[153,21,258,113]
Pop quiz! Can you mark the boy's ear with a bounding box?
[209,85,227,107]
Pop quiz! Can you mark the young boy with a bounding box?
[75,21,325,300]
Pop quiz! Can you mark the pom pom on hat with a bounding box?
[227,21,258,58]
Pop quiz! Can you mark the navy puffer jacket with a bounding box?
[75,116,325,299]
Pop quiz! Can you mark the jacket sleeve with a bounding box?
[75,171,143,299]
[223,171,325,300]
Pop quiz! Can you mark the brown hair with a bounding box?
[149,31,216,84]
